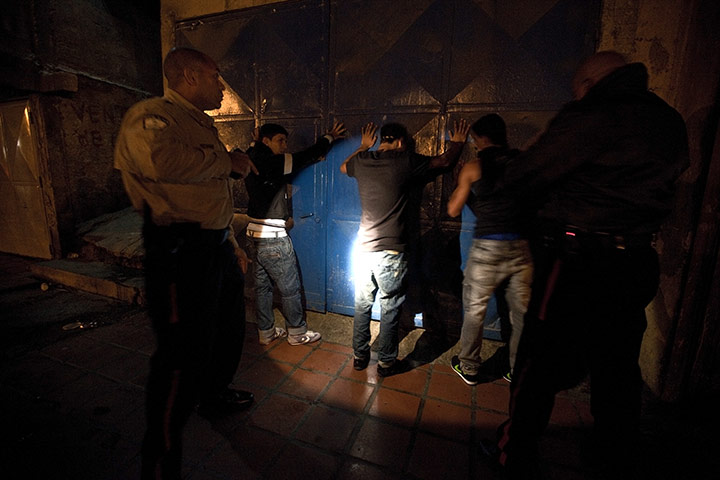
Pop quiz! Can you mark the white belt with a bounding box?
[247,230,287,239]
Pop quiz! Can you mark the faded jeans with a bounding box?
[250,236,307,338]
[459,239,533,375]
[353,250,408,366]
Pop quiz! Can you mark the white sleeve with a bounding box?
[283,153,293,175]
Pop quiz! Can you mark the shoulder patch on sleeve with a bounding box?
[143,115,169,130]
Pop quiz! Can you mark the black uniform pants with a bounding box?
[497,231,659,475]
[140,220,245,479]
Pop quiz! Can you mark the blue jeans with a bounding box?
[353,250,408,366]
[250,236,306,337]
[460,239,533,375]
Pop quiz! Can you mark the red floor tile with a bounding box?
[301,348,350,376]
[321,377,375,413]
[380,367,429,394]
[414,361,432,371]
[264,442,340,480]
[236,357,294,389]
[418,398,472,442]
[575,399,593,426]
[350,417,412,470]
[369,387,421,427]
[248,393,311,436]
[336,459,400,480]
[234,354,259,377]
[226,424,288,473]
[320,343,354,355]
[277,368,333,401]
[474,455,504,480]
[541,427,585,470]
[474,408,508,439]
[339,359,381,384]
[42,335,125,370]
[426,370,473,406]
[550,395,582,427]
[241,338,267,358]
[265,340,314,364]
[182,416,224,464]
[199,440,258,479]
[231,381,271,406]
[432,364,456,376]
[97,350,149,384]
[294,404,359,452]
[44,372,120,413]
[407,432,469,480]
[476,382,510,413]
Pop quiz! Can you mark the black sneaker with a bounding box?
[451,355,479,386]
[353,356,370,371]
[197,388,254,418]
[377,359,407,377]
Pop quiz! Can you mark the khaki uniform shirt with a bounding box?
[114,88,234,230]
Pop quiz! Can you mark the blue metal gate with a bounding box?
[175,0,601,338]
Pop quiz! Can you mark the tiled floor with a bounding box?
[7,252,717,479]
[1,259,593,480]
[201,325,594,480]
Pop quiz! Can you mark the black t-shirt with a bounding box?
[468,147,529,237]
[346,150,431,252]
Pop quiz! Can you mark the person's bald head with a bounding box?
[572,51,627,100]
[163,47,216,88]
[162,47,225,111]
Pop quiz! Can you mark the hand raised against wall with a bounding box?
[327,120,347,140]
[360,122,378,150]
[449,118,470,143]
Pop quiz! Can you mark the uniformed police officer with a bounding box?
[114,47,257,480]
[481,51,689,478]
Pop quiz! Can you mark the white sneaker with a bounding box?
[287,330,321,345]
[259,327,287,345]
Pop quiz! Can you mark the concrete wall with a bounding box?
[39,77,156,247]
[599,0,720,399]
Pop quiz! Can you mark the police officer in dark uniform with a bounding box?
[475,51,689,478]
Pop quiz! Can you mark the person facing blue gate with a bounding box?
[340,119,470,377]
[245,120,346,347]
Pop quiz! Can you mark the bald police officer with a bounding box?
[482,51,689,478]
[115,47,257,480]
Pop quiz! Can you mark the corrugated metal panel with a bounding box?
[0,100,53,258]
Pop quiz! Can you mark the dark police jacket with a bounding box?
[476,63,689,236]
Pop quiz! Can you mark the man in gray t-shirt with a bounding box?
[340,120,468,376]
